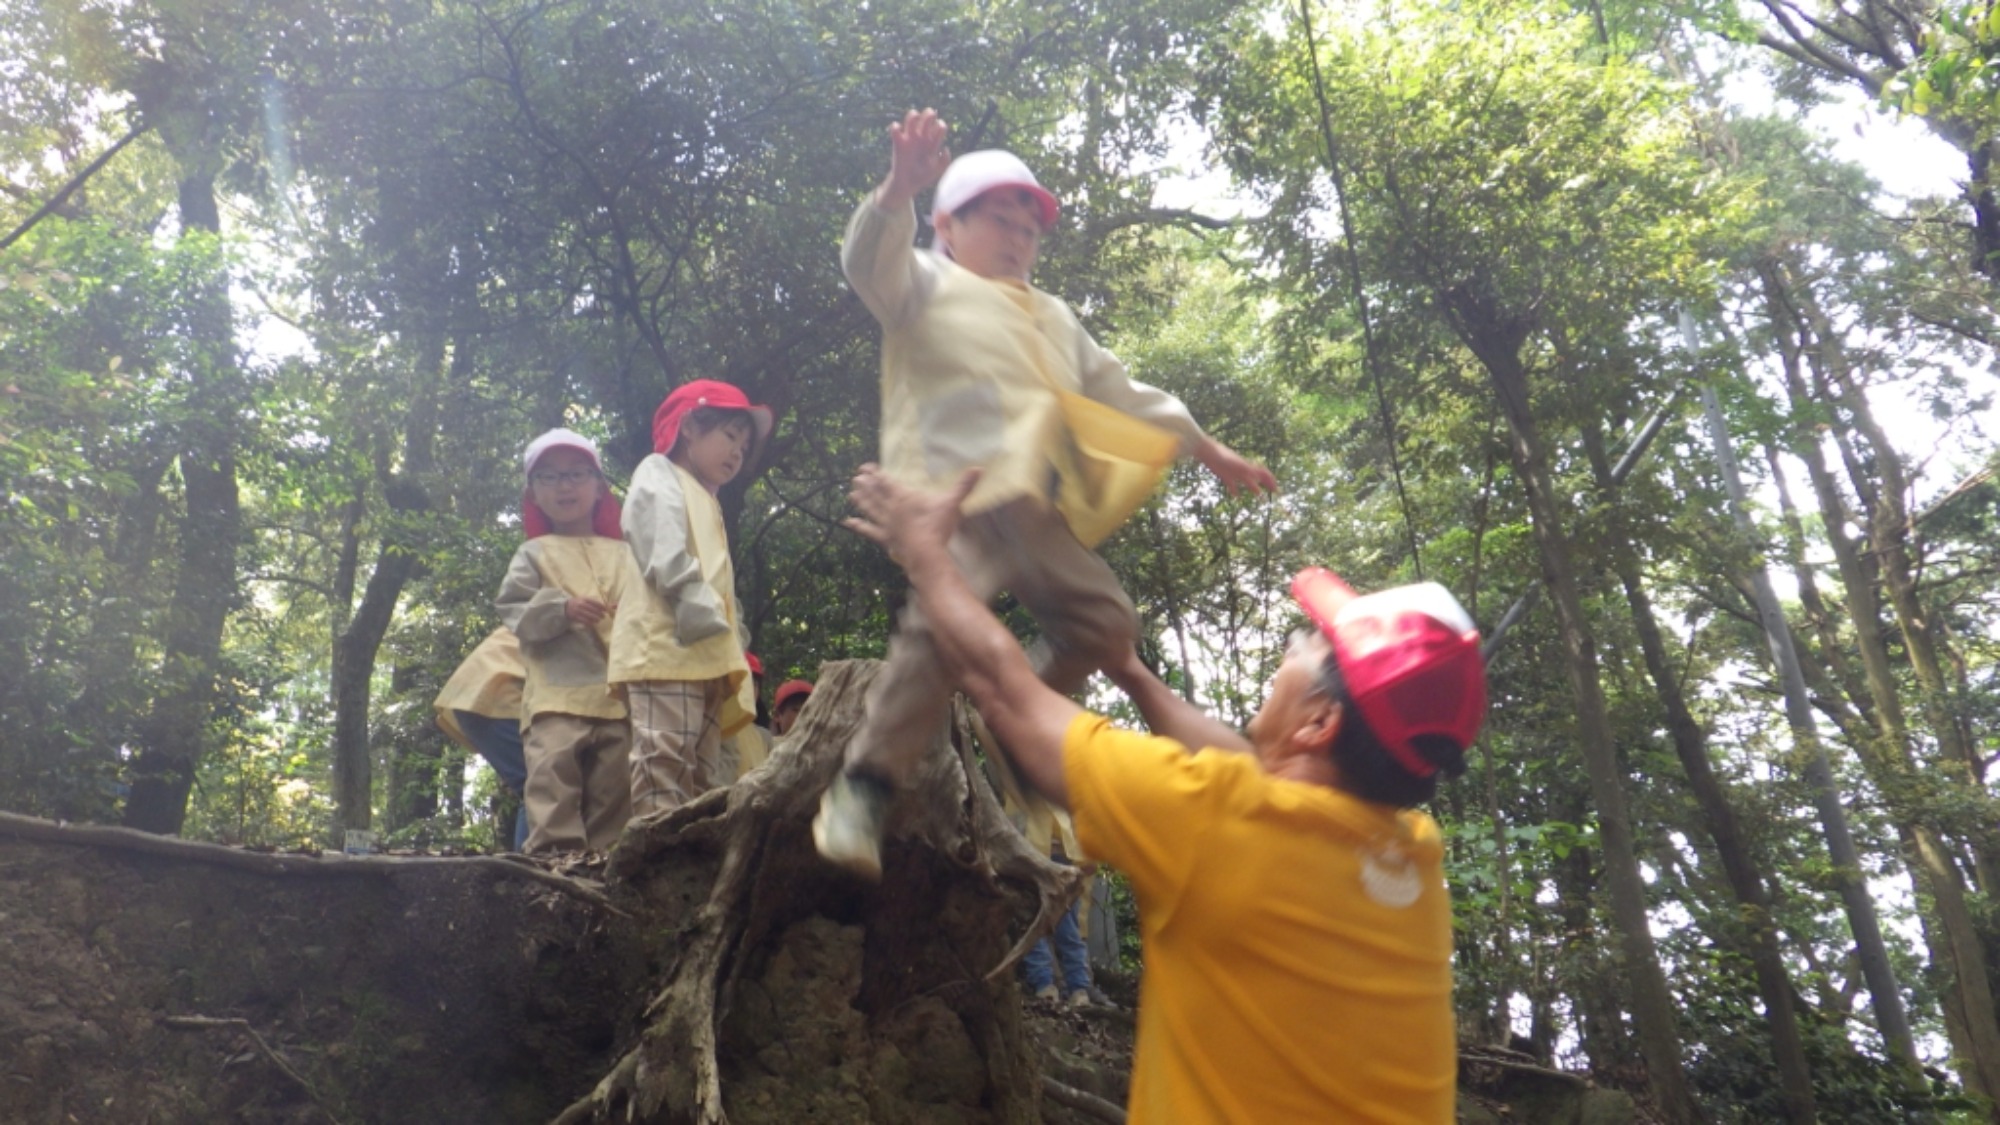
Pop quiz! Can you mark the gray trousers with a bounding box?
[845,498,1138,785]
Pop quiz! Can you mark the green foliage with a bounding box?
[5,0,2000,1113]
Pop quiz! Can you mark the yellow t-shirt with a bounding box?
[1063,713,1455,1124]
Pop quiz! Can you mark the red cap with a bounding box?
[651,379,775,457]
[1291,568,1486,777]
[773,679,813,712]
[745,652,764,676]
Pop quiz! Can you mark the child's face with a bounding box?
[528,446,605,535]
[937,189,1043,282]
[772,697,807,736]
[677,415,754,491]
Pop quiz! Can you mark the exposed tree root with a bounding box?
[1042,1075,1128,1123]
[561,659,1077,1124]
[0,811,622,914]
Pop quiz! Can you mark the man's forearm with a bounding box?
[903,547,1021,706]
[1108,657,1252,755]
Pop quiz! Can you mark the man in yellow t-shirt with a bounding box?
[841,466,1487,1124]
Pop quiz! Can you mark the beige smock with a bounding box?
[607,455,754,738]
[841,196,1204,516]
[495,535,629,724]
[432,627,526,748]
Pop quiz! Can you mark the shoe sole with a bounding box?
[811,807,884,882]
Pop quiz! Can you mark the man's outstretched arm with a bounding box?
[1100,646,1253,756]
[846,467,1081,808]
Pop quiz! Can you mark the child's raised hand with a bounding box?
[879,109,951,207]
[565,597,611,627]
[1194,437,1278,498]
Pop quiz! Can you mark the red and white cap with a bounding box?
[523,427,605,478]
[651,379,775,456]
[520,427,622,540]
[932,150,1059,230]
[1291,567,1487,778]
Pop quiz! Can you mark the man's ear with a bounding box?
[1291,697,1343,757]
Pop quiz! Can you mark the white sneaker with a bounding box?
[812,772,891,881]
[1033,984,1059,1002]
[1066,988,1094,1008]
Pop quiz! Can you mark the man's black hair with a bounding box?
[1313,652,1467,808]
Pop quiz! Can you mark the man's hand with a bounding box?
[843,463,976,569]
[565,597,612,627]
[875,109,952,211]
[1194,436,1277,497]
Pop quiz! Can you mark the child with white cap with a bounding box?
[495,428,632,853]
[608,379,772,816]
[815,108,1278,879]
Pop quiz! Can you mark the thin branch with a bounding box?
[1087,207,1243,236]
[162,1015,345,1125]
[1769,0,1896,68]
[0,123,151,253]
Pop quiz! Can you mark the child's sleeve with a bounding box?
[495,544,570,644]
[623,465,731,646]
[1072,318,1206,456]
[841,195,938,330]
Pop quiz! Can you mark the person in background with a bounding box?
[771,678,813,737]
[495,428,632,854]
[433,628,530,850]
[1010,794,1099,1007]
[609,380,769,814]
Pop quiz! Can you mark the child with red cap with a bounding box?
[770,678,813,737]
[842,464,1485,1124]
[608,380,772,816]
[495,428,632,854]
[816,108,1278,878]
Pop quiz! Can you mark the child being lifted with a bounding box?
[815,109,1276,879]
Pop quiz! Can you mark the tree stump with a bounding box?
[0,660,1084,1124]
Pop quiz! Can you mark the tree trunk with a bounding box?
[1581,427,1817,1123]
[1697,378,1919,1071]
[1758,261,2000,1099]
[123,166,243,836]
[1550,789,1636,1078]
[1442,284,1704,1123]
[331,335,453,834]
[386,664,448,835]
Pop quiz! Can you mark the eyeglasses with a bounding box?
[530,469,599,487]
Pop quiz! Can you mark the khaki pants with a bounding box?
[523,714,633,853]
[846,498,1138,785]
[627,678,729,817]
